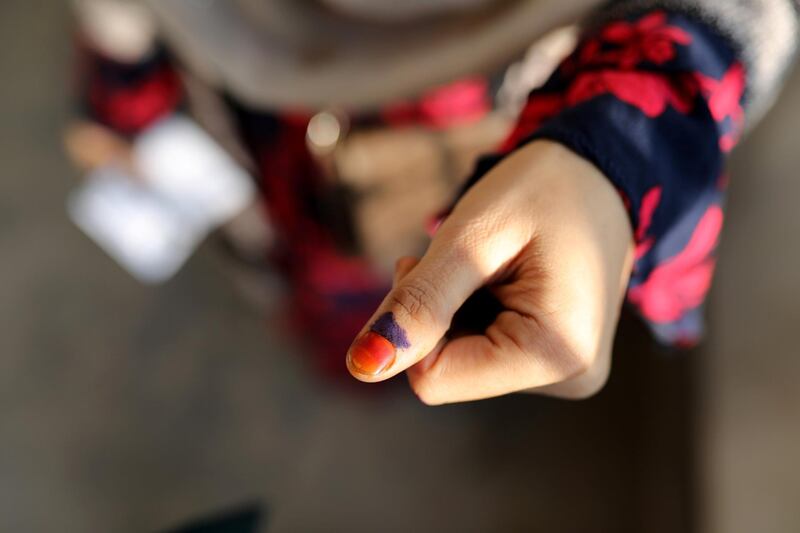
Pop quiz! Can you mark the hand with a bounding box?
[345,140,634,403]
[63,121,134,173]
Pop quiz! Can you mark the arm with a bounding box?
[346,1,799,402]
[490,1,797,344]
[65,0,183,169]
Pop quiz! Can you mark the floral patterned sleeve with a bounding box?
[75,38,183,137]
[464,10,754,346]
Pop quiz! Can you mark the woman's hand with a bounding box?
[63,121,134,173]
[345,140,634,403]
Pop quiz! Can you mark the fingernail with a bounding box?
[348,331,396,376]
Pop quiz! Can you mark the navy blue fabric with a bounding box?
[462,10,746,345]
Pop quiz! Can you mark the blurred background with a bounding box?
[1,1,798,532]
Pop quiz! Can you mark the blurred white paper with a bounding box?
[68,167,204,283]
[68,114,255,283]
[134,115,254,227]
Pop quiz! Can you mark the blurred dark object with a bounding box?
[164,504,263,533]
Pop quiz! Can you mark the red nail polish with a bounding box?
[349,331,396,376]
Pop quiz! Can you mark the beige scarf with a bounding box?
[144,0,600,111]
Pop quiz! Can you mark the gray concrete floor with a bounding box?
[700,60,800,533]
[1,2,798,532]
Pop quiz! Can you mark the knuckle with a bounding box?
[553,343,611,399]
[564,347,592,377]
[389,278,440,321]
[553,345,593,382]
[447,221,494,257]
[500,314,609,397]
[409,375,442,406]
[562,367,610,400]
[534,326,593,378]
[577,371,610,399]
[434,217,492,259]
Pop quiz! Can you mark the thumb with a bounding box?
[346,238,486,382]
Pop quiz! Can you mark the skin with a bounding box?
[66,117,632,402]
[63,121,136,174]
[346,140,635,403]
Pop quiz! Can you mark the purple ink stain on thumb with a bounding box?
[370,312,410,349]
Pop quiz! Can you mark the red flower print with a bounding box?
[90,67,182,134]
[576,38,602,67]
[696,62,746,151]
[633,186,662,261]
[628,205,723,323]
[420,78,490,128]
[599,11,692,68]
[567,70,696,117]
[500,94,565,151]
[635,186,662,241]
[616,187,631,212]
[697,63,746,121]
[383,78,490,129]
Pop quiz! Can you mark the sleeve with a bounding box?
[462,1,798,346]
[71,0,184,137]
[75,39,183,137]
